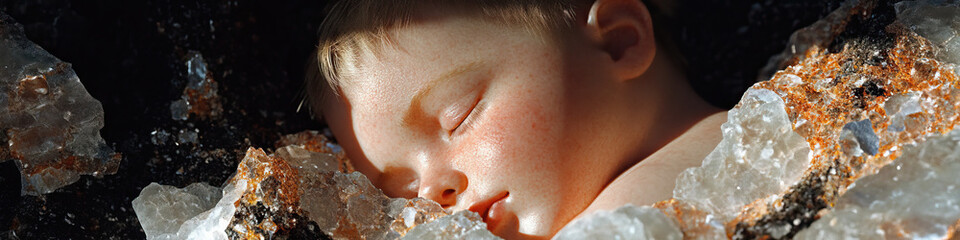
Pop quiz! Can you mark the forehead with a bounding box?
[338,15,534,113]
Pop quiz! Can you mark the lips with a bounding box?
[468,191,509,231]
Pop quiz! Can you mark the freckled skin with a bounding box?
[320,3,724,239]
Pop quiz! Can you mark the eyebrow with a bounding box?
[402,61,481,129]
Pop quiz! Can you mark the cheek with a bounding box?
[459,83,567,180]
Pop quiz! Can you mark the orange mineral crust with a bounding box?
[653,199,725,239]
[169,51,223,121]
[133,130,466,239]
[224,148,311,239]
[733,27,960,237]
[648,1,960,239]
[227,131,455,239]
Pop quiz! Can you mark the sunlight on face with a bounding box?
[322,13,631,239]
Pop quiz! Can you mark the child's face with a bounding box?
[322,14,634,238]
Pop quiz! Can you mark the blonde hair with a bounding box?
[304,0,674,118]
[304,0,584,116]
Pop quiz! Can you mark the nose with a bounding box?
[417,167,468,208]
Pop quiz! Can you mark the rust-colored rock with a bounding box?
[1,12,120,195]
[642,1,960,239]
[170,51,223,121]
[133,131,467,240]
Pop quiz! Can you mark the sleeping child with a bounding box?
[305,0,726,238]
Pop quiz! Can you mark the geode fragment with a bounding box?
[0,12,119,195]
[133,131,483,240]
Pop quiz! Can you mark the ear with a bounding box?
[585,0,656,82]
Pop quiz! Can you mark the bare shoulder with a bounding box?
[573,111,727,219]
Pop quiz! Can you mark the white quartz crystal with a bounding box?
[131,181,246,240]
[553,205,683,240]
[794,129,960,239]
[131,182,221,239]
[401,210,500,240]
[674,88,811,221]
[177,181,245,240]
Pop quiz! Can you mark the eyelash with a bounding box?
[452,99,482,135]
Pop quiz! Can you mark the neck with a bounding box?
[620,50,721,171]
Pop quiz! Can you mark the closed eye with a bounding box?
[452,97,483,136]
[439,89,482,134]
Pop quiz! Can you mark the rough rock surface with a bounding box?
[563,0,960,239]
[0,12,119,195]
[794,129,960,239]
[732,0,960,238]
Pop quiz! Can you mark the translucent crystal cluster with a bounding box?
[794,129,960,239]
[389,198,449,236]
[553,205,683,240]
[132,182,222,240]
[300,168,398,239]
[175,179,247,239]
[133,131,483,239]
[275,130,353,172]
[170,51,222,121]
[653,200,725,239]
[731,1,960,236]
[401,211,499,240]
[674,88,811,222]
[0,12,119,195]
